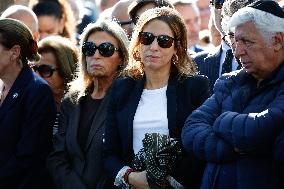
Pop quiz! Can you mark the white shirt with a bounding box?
[132,85,169,154]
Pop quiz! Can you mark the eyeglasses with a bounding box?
[31,64,59,78]
[139,32,175,48]
[117,20,133,26]
[82,41,119,57]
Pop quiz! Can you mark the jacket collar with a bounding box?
[0,67,34,120]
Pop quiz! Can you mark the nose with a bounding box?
[90,48,101,58]
[149,38,159,50]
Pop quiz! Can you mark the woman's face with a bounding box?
[84,31,121,79]
[36,51,64,94]
[139,19,176,74]
[0,44,12,77]
[38,15,64,40]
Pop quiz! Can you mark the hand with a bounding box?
[128,171,150,189]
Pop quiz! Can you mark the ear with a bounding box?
[273,32,284,51]
[33,32,40,42]
[10,45,21,61]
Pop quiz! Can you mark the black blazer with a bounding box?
[47,92,111,189]
[0,67,56,189]
[103,71,210,188]
[193,46,222,93]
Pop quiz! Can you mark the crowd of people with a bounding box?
[0,0,284,189]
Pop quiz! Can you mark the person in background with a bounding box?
[32,0,76,41]
[1,5,39,41]
[32,36,78,134]
[182,1,284,188]
[196,0,210,30]
[47,19,129,189]
[128,0,174,25]
[103,7,209,189]
[96,0,119,13]
[0,18,56,189]
[193,0,257,93]
[207,9,221,48]
[111,0,134,39]
[172,0,204,54]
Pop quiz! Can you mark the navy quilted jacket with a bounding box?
[182,63,284,189]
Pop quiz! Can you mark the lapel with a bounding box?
[126,77,145,155]
[0,67,32,122]
[166,71,178,137]
[84,92,110,151]
[204,46,222,89]
[66,98,84,160]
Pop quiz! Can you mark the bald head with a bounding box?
[111,0,133,38]
[1,5,39,40]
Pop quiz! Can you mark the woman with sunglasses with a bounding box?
[47,19,129,189]
[103,7,210,189]
[33,36,78,134]
[0,18,56,188]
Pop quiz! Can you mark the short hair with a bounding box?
[221,0,258,34]
[1,5,38,32]
[228,6,284,42]
[0,18,40,64]
[68,19,129,101]
[128,0,174,22]
[125,7,197,80]
[38,36,78,86]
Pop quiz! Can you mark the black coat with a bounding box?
[103,72,210,188]
[0,67,56,189]
[47,92,111,189]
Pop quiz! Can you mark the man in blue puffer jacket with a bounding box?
[182,1,284,189]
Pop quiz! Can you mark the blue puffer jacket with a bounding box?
[182,63,284,189]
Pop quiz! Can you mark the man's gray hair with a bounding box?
[228,6,284,42]
[221,0,258,34]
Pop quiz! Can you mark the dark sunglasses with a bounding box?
[32,64,59,78]
[139,32,175,48]
[82,41,119,57]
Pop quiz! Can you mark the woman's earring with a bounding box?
[172,54,178,65]
[133,50,141,61]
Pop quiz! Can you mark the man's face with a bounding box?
[234,21,280,81]
[175,4,200,47]
[197,0,210,30]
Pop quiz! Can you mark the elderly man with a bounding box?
[182,1,284,189]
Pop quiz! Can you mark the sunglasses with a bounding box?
[139,32,175,48]
[82,41,119,57]
[32,64,59,78]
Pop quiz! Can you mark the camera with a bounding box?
[210,0,225,9]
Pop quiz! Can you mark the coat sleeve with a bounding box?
[103,80,127,180]
[182,77,237,163]
[212,88,284,154]
[0,83,56,179]
[47,99,87,189]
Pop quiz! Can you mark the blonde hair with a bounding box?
[124,7,197,80]
[68,19,129,102]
